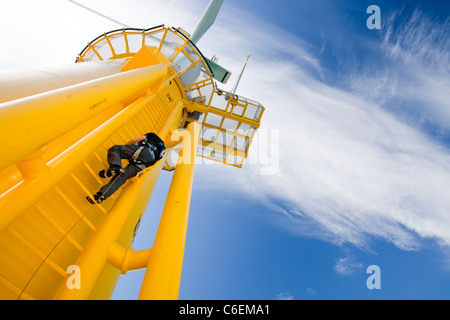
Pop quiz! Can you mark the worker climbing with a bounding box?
[87,132,166,204]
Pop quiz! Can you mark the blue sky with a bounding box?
[1,0,449,300]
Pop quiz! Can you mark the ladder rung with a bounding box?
[137,112,150,129]
[54,187,97,232]
[69,173,108,215]
[121,124,134,141]
[0,275,35,300]
[34,204,85,253]
[139,108,152,125]
[93,151,108,170]
[132,116,146,134]
[127,119,141,137]
[7,227,68,278]
[82,161,103,185]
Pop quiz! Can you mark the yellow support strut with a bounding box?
[0,65,170,233]
[138,122,200,300]
[54,101,184,300]
[0,63,169,172]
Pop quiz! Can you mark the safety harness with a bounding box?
[129,140,165,170]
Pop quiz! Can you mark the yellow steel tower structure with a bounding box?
[0,5,264,300]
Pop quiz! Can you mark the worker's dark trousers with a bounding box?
[98,144,153,199]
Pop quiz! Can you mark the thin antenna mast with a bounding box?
[231,55,251,95]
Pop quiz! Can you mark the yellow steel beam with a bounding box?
[0,59,129,104]
[55,160,165,300]
[199,138,246,158]
[54,102,184,300]
[138,122,200,300]
[0,80,178,235]
[0,63,169,172]
[87,101,184,300]
[186,99,262,128]
[108,243,153,275]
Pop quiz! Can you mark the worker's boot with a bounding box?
[98,167,124,178]
[86,192,106,204]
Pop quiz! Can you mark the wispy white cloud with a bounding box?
[383,10,450,74]
[216,76,450,250]
[349,9,450,132]
[276,291,294,300]
[195,4,450,253]
[306,287,318,296]
[333,257,363,276]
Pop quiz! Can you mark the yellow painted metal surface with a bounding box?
[0,82,182,299]
[186,88,264,168]
[0,59,129,104]
[138,122,200,300]
[0,63,169,173]
[0,26,264,300]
